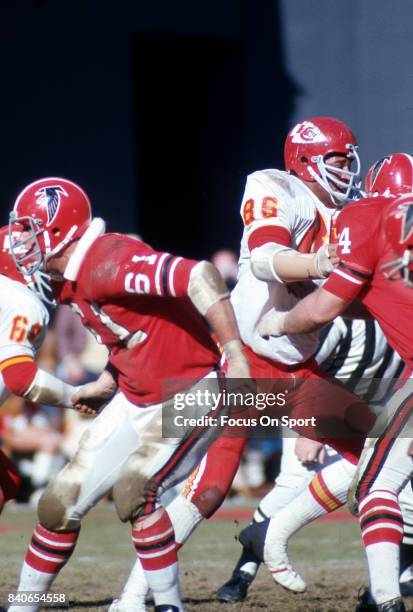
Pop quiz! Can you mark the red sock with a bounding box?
[359,490,404,546]
[26,523,80,574]
[132,508,177,571]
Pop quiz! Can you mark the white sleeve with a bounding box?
[0,287,49,365]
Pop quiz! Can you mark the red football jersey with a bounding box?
[324,196,413,370]
[54,234,221,405]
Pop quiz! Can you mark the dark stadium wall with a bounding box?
[0,0,293,259]
[280,0,413,179]
[0,1,136,233]
[1,0,412,258]
[133,0,295,258]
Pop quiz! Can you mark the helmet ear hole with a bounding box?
[52,228,60,236]
[300,156,308,164]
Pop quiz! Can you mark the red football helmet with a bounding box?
[382,194,413,286]
[365,153,413,197]
[284,117,360,204]
[0,225,55,305]
[9,177,92,275]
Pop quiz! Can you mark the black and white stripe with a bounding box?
[316,318,403,403]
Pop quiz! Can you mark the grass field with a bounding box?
[0,503,409,612]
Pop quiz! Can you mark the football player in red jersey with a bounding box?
[7,177,250,612]
[256,183,413,611]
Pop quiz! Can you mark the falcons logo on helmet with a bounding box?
[35,186,68,226]
[401,203,413,243]
[290,121,327,144]
[370,156,391,188]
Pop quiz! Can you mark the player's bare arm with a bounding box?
[258,287,350,338]
[188,260,250,378]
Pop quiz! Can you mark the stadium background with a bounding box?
[1,0,412,258]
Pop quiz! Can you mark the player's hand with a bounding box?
[71,369,117,415]
[257,310,287,339]
[327,243,339,266]
[295,436,326,466]
[315,244,338,277]
[73,403,97,417]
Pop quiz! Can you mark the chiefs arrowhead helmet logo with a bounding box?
[35,186,68,226]
[290,121,327,144]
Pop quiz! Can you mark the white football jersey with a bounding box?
[231,169,338,364]
[0,275,49,404]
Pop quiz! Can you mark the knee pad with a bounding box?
[182,437,246,518]
[38,479,82,531]
[113,456,149,522]
[191,486,226,518]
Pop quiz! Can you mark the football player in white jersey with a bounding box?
[219,153,413,610]
[110,117,369,611]
[0,225,103,513]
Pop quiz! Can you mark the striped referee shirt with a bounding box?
[315,318,404,404]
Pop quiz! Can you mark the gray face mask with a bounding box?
[27,270,56,307]
[308,144,361,205]
[9,212,45,276]
[381,250,413,288]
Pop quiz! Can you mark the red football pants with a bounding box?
[183,346,375,518]
[0,449,20,510]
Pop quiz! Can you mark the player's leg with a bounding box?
[289,371,375,464]
[0,449,21,513]
[357,480,413,610]
[399,482,413,595]
[111,371,232,612]
[232,364,370,593]
[353,384,413,610]
[217,434,318,600]
[9,394,146,612]
[240,451,355,592]
[114,435,187,611]
[111,434,246,611]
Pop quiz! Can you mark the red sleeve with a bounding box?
[323,203,377,302]
[0,358,37,397]
[247,225,291,250]
[84,235,198,301]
